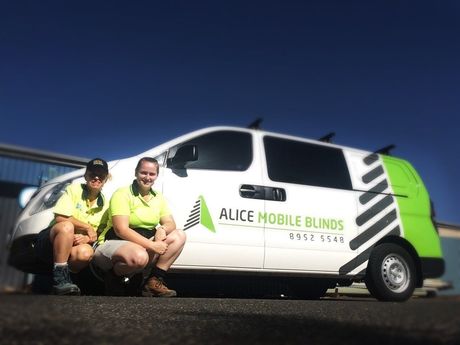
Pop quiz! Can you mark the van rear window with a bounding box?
[264,136,352,190]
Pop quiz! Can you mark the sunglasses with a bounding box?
[87,172,107,181]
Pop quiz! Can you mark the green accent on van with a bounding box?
[382,156,443,258]
[200,195,215,232]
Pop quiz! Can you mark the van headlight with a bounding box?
[29,180,73,215]
[18,186,39,209]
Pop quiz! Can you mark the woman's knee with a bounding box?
[170,229,186,246]
[116,247,149,269]
[132,249,149,268]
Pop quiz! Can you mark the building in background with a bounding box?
[0,143,459,296]
[437,222,460,295]
[0,143,87,291]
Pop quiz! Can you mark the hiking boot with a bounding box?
[52,265,80,296]
[104,269,128,296]
[142,276,177,297]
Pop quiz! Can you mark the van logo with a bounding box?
[184,195,216,232]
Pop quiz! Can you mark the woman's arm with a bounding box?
[112,215,168,255]
[159,215,176,234]
[155,215,177,241]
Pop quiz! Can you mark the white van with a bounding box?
[8,126,445,301]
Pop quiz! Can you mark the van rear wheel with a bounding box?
[365,243,416,302]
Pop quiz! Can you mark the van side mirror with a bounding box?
[167,145,198,169]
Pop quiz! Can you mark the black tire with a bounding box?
[365,243,416,302]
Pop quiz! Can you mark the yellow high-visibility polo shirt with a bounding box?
[98,180,171,243]
[52,183,108,230]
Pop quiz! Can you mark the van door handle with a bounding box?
[239,184,264,199]
[271,187,286,202]
[239,185,286,202]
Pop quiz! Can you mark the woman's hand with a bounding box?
[149,241,168,255]
[155,226,167,241]
[73,234,90,246]
[85,226,97,242]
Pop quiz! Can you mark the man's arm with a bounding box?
[55,214,97,242]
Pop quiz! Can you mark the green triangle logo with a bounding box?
[199,195,215,232]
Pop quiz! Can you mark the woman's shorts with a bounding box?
[93,228,157,271]
[93,240,132,271]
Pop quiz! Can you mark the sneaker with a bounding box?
[52,265,80,296]
[142,276,177,297]
[104,269,128,296]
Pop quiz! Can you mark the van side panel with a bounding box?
[341,151,403,276]
[382,156,443,258]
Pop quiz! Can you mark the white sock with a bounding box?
[54,262,68,269]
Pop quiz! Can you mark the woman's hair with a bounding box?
[135,157,159,174]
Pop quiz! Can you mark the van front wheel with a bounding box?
[365,243,416,302]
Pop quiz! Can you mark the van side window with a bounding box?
[264,136,352,190]
[167,131,253,171]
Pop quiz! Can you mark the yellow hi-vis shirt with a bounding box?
[52,183,108,230]
[97,180,171,243]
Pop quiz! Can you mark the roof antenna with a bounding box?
[247,118,263,129]
[374,144,396,155]
[319,132,335,143]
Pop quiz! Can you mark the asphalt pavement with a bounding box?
[0,294,459,345]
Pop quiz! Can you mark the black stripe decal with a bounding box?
[186,211,200,220]
[359,180,389,205]
[340,225,401,276]
[387,225,401,237]
[362,165,384,184]
[350,209,397,250]
[363,153,379,166]
[184,219,200,230]
[184,198,201,230]
[184,214,200,227]
[339,246,372,275]
[355,269,366,279]
[189,208,200,217]
[356,194,394,226]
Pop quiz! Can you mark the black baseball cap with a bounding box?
[86,158,109,177]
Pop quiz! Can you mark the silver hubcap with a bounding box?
[381,254,410,293]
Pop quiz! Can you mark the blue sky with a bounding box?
[0,1,459,224]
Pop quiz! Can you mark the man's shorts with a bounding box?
[34,227,54,267]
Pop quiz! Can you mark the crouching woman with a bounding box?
[94,157,186,297]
